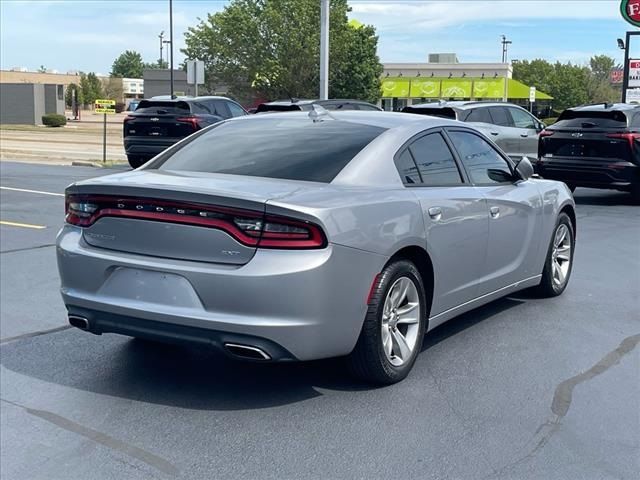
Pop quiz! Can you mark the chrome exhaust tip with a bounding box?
[68,315,90,330]
[224,343,271,361]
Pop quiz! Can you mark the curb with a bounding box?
[71,161,129,169]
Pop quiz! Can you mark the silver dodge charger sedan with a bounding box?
[57,110,576,384]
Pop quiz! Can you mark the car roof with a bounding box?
[567,103,640,112]
[260,99,378,106]
[147,95,233,102]
[407,100,522,110]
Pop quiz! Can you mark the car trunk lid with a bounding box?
[66,170,325,265]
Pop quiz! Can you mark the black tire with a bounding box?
[534,212,575,297]
[127,155,147,169]
[347,260,428,385]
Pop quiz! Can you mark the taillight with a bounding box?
[606,132,640,150]
[65,194,326,249]
[539,130,554,137]
[176,116,199,130]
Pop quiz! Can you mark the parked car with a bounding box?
[58,111,575,384]
[256,99,382,113]
[123,96,247,168]
[403,101,546,163]
[537,103,640,197]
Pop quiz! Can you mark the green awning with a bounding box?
[380,77,552,100]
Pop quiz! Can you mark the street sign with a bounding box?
[95,107,116,114]
[627,88,640,103]
[620,0,640,27]
[186,60,205,85]
[529,86,536,103]
[95,99,115,106]
[629,59,640,87]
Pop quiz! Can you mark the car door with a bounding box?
[507,106,541,160]
[396,129,489,317]
[445,128,542,294]
[487,106,521,160]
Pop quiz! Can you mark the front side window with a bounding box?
[227,101,247,117]
[448,130,513,185]
[407,132,463,186]
[508,107,537,129]
[154,119,387,183]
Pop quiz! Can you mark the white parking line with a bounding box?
[0,186,64,197]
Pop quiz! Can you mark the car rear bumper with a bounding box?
[56,225,387,361]
[123,137,180,157]
[537,157,639,191]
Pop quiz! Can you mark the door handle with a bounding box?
[520,133,529,137]
[428,207,442,220]
[489,206,500,218]
[490,132,499,136]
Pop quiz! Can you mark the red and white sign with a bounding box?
[610,68,623,84]
[629,60,640,88]
[621,0,640,27]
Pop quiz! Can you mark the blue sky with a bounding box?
[0,0,635,75]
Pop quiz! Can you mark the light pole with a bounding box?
[501,35,512,63]
[619,33,640,103]
[319,0,329,100]
[163,40,171,67]
[169,0,174,98]
[158,31,164,66]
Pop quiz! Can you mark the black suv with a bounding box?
[538,103,640,197]
[123,96,247,168]
[255,99,382,113]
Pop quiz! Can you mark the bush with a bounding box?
[42,113,67,127]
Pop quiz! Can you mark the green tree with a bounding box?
[182,0,382,102]
[111,50,145,78]
[38,65,47,73]
[102,77,124,102]
[80,72,103,106]
[64,83,84,107]
[589,55,615,83]
[143,60,169,70]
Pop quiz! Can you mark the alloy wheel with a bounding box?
[551,224,572,287]
[381,276,421,366]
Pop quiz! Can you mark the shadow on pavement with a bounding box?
[573,189,638,207]
[1,296,526,411]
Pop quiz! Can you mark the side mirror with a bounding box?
[514,156,534,181]
[536,122,545,133]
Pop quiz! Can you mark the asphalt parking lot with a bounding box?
[1,160,638,480]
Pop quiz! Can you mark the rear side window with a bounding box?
[134,101,191,115]
[191,102,212,114]
[554,110,629,128]
[395,150,421,185]
[402,106,457,120]
[465,107,492,123]
[154,119,386,183]
[488,107,512,127]
[407,132,463,185]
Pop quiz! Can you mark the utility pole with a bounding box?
[158,31,164,66]
[169,0,174,98]
[319,0,329,100]
[501,35,512,63]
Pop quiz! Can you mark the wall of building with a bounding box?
[143,69,195,98]
[33,84,46,124]
[44,84,65,115]
[0,83,37,124]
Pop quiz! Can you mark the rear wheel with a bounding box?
[534,213,574,297]
[127,155,148,169]
[347,260,427,385]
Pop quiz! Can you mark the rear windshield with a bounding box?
[553,110,628,129]
[255,104,303,113]
[134,100,191,115]
[402,106,457,119]
[153,118,387,182]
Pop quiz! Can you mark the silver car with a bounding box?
[403,101,546,164]
[57,110,575,384]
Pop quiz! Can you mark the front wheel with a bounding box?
[534,213,575,297]
[347,260,427,385]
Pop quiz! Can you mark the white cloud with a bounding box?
[351,1,619,31]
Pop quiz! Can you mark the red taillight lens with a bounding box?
[606,132,640,149]
[539,130,554,137]
[65,194,326,249]
[176,116,199,130]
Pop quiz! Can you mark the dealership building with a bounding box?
[379,54,553,115]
